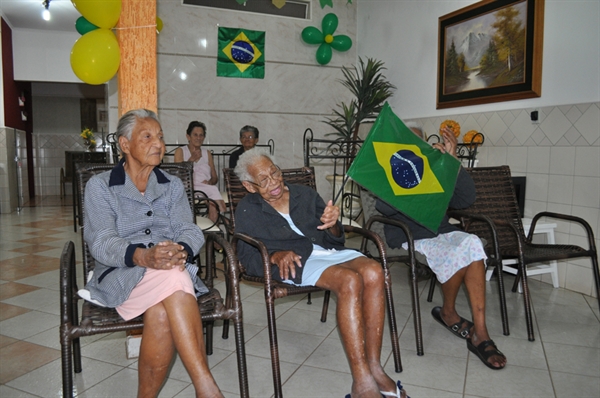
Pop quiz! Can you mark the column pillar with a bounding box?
[117,0,157,115]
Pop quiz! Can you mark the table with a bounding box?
[485,218,559,291]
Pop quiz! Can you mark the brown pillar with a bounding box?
[117,0,157,116]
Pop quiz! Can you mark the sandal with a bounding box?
[431,306,473,339]
[381,380,410,398]
[467,338,506,370]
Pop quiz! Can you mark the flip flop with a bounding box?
[467,338,506,370]
[381,380,410,398]
[431,306,473,339]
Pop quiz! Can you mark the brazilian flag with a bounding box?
[347,103,461,232]
[217,27,265,79]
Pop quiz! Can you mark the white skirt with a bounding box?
[402,231,487,284]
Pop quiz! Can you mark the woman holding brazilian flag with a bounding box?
[348,104,507,370]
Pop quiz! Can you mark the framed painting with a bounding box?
[437,0,544,109]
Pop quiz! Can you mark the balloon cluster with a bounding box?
[70,0,122,85]
[70,1,164,85]
[301,13,351,65]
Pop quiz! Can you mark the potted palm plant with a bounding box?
[322,58,396,225]
[324,57,396,142]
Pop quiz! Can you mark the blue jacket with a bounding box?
[235,183,347,284]
[83,160,206,307]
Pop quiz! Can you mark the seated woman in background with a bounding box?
[82,109,223,397]
[376,124,506,370]
[229,125,259,168]
[174,121,226,223]
[233,148,408,398]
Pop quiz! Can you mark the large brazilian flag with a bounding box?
[217,27,265,79]
[347,103,461,232]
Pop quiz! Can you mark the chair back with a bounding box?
[75,161,195,283]
[462,166,526,257]
[223,166,316,235]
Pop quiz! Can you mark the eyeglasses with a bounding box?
[241,135,256,140]
[247,165,282,189]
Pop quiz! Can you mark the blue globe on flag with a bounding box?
[231,41,254,64]
[390,150,424,189]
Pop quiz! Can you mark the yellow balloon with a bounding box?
[70,29,120,85]
[71,0,122,29]
[156,17,163,33]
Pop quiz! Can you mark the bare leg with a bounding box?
[316,258,388,398]
[161,291,224,398]
[137,303,175,398]
[137,291,223,397]
[440,260,506,368]
[337,257,397,394]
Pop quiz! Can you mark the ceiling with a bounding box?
[1,0,80,32]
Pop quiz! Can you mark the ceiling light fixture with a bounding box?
[42,0,51,21]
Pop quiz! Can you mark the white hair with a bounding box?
[234,147,274,182]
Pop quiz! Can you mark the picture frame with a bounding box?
[437,0,544,109]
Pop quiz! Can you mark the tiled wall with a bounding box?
[31,134,89,196]
[107,0,358,197]
[412,102,600,297]
[0,128,29,213]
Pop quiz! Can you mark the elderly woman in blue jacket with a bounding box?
[82,109,223,397]
[234,149,408,398]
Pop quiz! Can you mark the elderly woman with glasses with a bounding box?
[82,109,224,397]
[233,148,408,398]
[229,125,259,168]
[174,121,226,223]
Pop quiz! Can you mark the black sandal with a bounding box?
[431,306,473,339]
[467,338,506,370]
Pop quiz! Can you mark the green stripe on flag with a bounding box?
[347,103,461,232]
[217,27,265,79]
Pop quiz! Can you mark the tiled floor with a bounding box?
[1,197,599,397]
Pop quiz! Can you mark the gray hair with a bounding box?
[405,121,424,138]
[239,125,259,139]
[234,147,272,182]
[116,109,160,153]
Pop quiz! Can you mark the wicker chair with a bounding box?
[457,165,599,341]
[60,162,248,398]
[223,166,402,398]
[360,188,508,356]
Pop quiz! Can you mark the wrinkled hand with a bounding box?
[139,240,188,271]
[188,148,201,163]
[270,251,302,280]
[432,126,458,159]
[318,200,340,230]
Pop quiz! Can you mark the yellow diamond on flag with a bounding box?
[222,32,263,73]
[373,142,444,196]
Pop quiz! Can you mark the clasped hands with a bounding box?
[270,200,339,280]
[135,240,188,271]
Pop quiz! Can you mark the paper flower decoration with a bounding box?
[439,120,461,137]
[463,130,484,144]
[301,13,352,65]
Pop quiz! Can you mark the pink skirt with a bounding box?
[116,267,195,321]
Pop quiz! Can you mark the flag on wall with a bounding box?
[217,27,265,79]
[347,103,461,232]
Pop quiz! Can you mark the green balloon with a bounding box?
[301,26,323,45]
[331,35,352,52]
[316,43,332,65]
[322,13,338,36]
[75,16,99,36]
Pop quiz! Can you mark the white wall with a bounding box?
[357,0,600,118]
[12,29,80,83]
